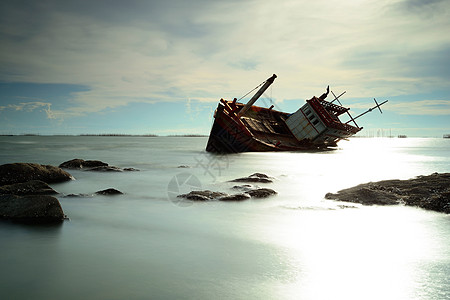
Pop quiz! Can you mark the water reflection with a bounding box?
[254,206,447,300]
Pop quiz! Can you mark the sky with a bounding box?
[0,0,449,137]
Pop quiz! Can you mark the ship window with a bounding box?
[312,119,319,125]
[305,110,311,116]
[308,115,315,121]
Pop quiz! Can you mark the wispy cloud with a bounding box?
[0,101,53,114]
[350,99,450,115]
[0,0,449,125]
[387,99,450,115]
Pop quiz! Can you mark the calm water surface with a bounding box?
[0,136,449,299]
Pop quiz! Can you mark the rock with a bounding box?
[325,186,400,206]
[59,159,139,172]
[0,194,65,224]
[177,190,228,201]
[89,166,123,172]
[231,184,255,192]
[0,180,58,195]
[217,193,252,201]
[325,173,450,213]
[0,163,73,186]
[95,188,123,195]
[123,167,140,171]
[249,173,270,179]
[230,173,273,183]
[245,188,278,198]
[59,159,108,169]
[177,187,278,202]
[64,193,93,198]
[177,165,190,168]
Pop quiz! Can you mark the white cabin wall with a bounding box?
[286,103,325,141]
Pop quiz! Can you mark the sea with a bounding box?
[0,136,449,300]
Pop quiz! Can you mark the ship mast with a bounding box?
[237,74,277,118]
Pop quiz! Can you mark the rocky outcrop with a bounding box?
[0,194,65,223]
[59,159,139,172]
[89,166,123,172]
[217,193,252,201]
[177,186,277,202]
[0,163,73,186]
[95,188,123,195]
[0,163,70,224]
[245,188,278,198]
[0,180,58,195]
[59,159,108,169]
[229,173,274,183]
[325,173,450,213]
[177,190,228,201]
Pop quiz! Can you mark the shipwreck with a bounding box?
[206,74,387,153]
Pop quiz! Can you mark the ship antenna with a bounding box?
[346,98,388,123]
[330,90,360,128]
[330,90,346,105]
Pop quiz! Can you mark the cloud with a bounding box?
[0,101,58,118]
[387,99,450,115]
[350,99,450,115]
[0,0,449,122]
[391,0,448,17]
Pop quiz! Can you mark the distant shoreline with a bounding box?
[0,134,209,137]
[0,134,446,138]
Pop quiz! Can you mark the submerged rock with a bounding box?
[231,184,255,192]
[177,190,228,201]
[59,159,139,172]
[95,188,123,195]
[245,188,278,198]
[0,180,58,195]
[59,159,108,169]
[0,163,73,186]
[230,173,274,183]
[0,194,65,224]
[217,193,252,201]
[177,186,278,202]
[325,173,450,213]
[89,166,123,172]
[64,193,93,198]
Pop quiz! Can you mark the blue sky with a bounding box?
[0,0,449,136]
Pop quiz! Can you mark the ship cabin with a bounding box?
[285,97,361,146]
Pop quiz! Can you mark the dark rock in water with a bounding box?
[325,187,399,206]
[95,188,123,195]
[217,193,251,201]
[230,173,273,183]
[249,173,270,179]
[245,188,278,198]
[182,194,210,201]
[177,190,228,201]
[59,159,139,172]
[177,165,190,168]
[64,193,93,198]
[232,184,255,192]
[0,180,58,195]
[0,163,73,186]
[89,166,123,172]
[123,167,140,171]
[0,194,65,224]
[178,187,278,202]
[325,173,450,213]
[59,159,108,169]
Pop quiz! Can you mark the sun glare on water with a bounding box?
[252,205,441,300]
